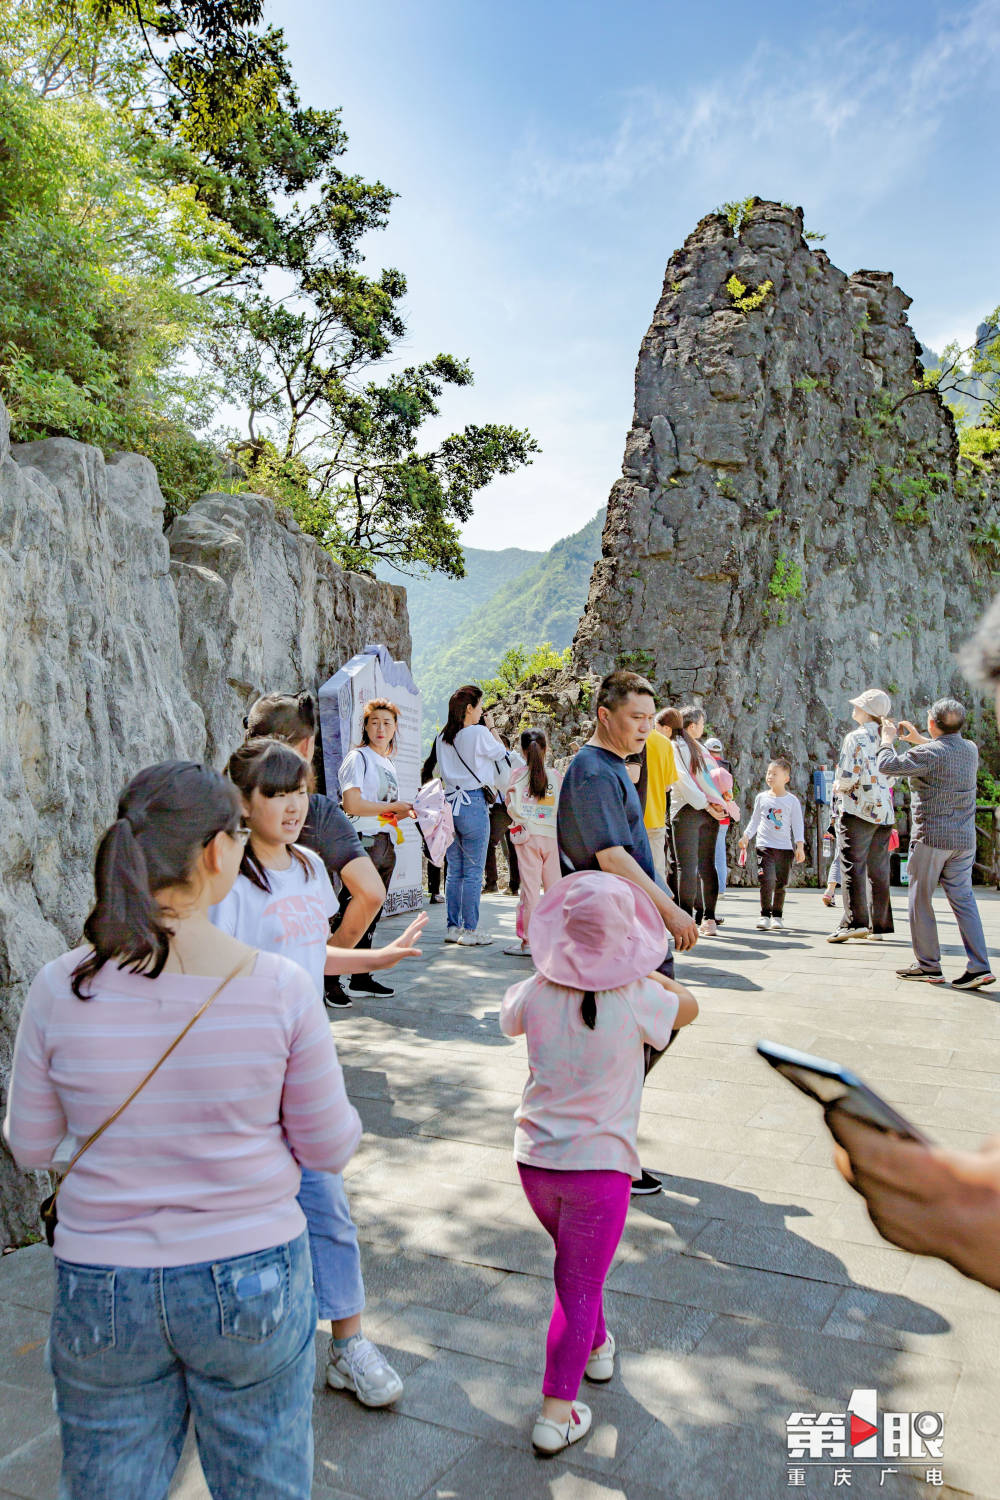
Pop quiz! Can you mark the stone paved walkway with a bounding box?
[2,887,1000,1499]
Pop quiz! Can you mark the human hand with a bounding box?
[793,842,806,864]
[388,800,416,818]
[372,913,428,968]
[738,837,748,851]
[706,802,727,822]
[663,902,699,951]
[881,718,898,743]
[898,719,923,745]
[483,710,495,730]
[827,1106,1000,1291]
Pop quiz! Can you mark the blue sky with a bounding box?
[277,0,1000,551]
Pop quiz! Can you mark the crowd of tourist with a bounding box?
[6,600,1000,1485]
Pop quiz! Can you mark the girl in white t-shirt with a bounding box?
[503,728,562,958]
[338,698,415,997]
[211,738,425,1410]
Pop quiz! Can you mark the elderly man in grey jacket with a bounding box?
[876,699,994,989]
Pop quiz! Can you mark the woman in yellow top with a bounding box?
[644,709,680,880]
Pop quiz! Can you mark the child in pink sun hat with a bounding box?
[499,871,698,1456]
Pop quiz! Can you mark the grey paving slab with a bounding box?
[4,888,1000,1497]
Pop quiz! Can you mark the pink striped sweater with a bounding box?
[4,947,362,1267]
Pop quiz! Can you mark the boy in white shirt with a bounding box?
[739,759,806,930]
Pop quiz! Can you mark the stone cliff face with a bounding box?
[0,402,407,1243]
[499,201,1000,813]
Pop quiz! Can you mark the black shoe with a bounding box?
[951,969,997,990]
[324,981,353,1009]
[896,963,944,984]
[630,1169,662,1197]
[483,884,499,895]
[715,917,725,927]
[429,893,445,904]
[349,975,396,997]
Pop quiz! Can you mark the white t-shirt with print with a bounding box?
[338,748,399,837]
[210,847,338,998]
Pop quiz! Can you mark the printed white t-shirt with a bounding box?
[210,847,337,998]
[499,973,679,1178]
[338,748,399,837]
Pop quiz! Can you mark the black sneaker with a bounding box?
[324,980,353,1009]
[630,1169,662,1197]
[951,969,997,991]
[349,975,395,997]
[896,963,944,984]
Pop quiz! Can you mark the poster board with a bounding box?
[318,645,422,915]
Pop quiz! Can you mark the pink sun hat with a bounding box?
[528,872,669,991]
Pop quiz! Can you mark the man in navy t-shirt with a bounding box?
[558,669,699,1196]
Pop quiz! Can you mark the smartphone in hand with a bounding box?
[756,1040,932,1144]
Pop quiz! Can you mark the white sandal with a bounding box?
[531,1400,592,1455]
[584,1331,616,1383]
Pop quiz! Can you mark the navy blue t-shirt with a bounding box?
[557,744,658,883]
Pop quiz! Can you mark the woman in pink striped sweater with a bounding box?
[4,760,362,1500]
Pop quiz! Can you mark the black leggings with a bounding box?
[757,846,793,917]
[672,804,719,923]
[332,830,396,978]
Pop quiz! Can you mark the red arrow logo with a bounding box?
[850,1413,879,1446]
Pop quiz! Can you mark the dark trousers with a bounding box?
[838,812,893,933]
[672,804,719,922]
[757,846,793,917]
[427,851,444,897]
[331,830,396,979]
[484,800,520,893]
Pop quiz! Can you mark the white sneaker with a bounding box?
[756,916,770,930]
[326,1335,403,1407]
[867,933,884,941]
[584,1331,616,1383]
[531,1400,592,1455]
[459,929,493,946]
[503,940,531,956]
[769,917,784,931]
[827,926,869,943]
[445,926,463,943]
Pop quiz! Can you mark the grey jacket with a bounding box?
[875,734,978,851]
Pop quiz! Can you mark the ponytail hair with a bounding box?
[520,728,549,799]
[245,690,317,744]
[679,703,707,776]
[226,739,315,893]
[580,989,597,1030]
[442,684,483,745]
[71,762,242,999]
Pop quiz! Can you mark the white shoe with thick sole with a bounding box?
[532,1401,592,1455]
[445,926,463,943]
[584,1332,616,1383]
[459,929,493,946]
[325,1336,403,1407]
[756,916,770,930]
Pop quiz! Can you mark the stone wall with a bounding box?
[498,201,1000,857]
[0,403,407,1243]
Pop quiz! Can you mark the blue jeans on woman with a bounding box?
[297,1167,365,1320]
[49,1231,316,1500]
[446,789,490,932]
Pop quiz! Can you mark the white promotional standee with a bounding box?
[318,644,423,915]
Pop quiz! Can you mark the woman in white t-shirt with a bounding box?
[337,699,415,997]
[436,684,511,945]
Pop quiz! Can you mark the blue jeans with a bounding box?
[446,790,490,931]
[49,1232,316,1500]
[297,1168,365,1321]
[715,824,728,896]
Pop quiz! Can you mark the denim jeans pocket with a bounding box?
[51,1263,116,1361]
[212,1243,292,1343]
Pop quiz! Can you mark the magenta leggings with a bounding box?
[518,1163,632,1399]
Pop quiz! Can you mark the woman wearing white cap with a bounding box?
[827,689,896,944]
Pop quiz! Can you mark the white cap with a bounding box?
[850,688,891,718]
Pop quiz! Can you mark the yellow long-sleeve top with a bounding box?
[644,729,678,830]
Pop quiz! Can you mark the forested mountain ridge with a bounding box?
[390,509,605,745]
